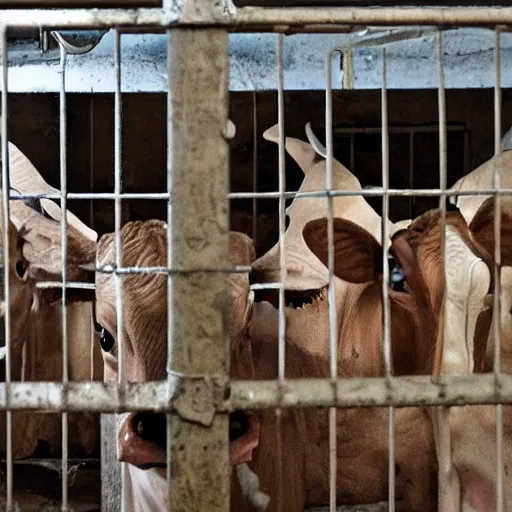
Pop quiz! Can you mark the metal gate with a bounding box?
[1,1,512,511]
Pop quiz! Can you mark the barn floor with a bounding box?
[0,459,100,511]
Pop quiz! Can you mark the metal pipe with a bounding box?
[0,24,13,512]
[380,47,395,512]
[57,39,69,512]
[112,28,128,512]
[0,375,512,411]
[2,8,512,29]
[8,187,512,201]
[166,28,230,511]
[326,47,339,512]
[276,32,286,510]
[493,26,505,512]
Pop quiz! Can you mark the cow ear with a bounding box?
[263,124,318,174]
[303,217,382,283]
[469,196,512,266]
[16,211,96,303]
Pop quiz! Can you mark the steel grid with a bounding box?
[2,5,512,512]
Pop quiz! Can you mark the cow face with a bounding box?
[17,212,260,473]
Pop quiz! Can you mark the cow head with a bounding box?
[249,123,388,361]
[16,212,259,471]
[302,198,512,377]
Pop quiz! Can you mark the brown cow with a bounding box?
[15,213,263,511]
[302,199,512,512]
[14,207,434,511]
[16,207,438,511]
[12,122,437,510]
[0,142,102,460]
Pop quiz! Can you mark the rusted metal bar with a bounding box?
[100,415,121,512]
[0,23,14,512]
[165,27,230,512]
[2,7,512,30]
[0,375,512,411]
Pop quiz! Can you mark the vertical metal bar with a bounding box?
[493,26,504,512]
[89,95,95,231]
[0,24,13,512]
[58,40,69,512]
[325,48,338,512]
[252,91,258,247]
[113,28,128,512]
[349,133,355,172]
[381,47,395,512]
[408,131,414,217]
[277,33,286,386]
[437,28,450,512]
[276,32,286,511]
[166,28,230,511]
[166,28,173,512]
[437,31,447,245]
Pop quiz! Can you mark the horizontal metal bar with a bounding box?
[1,374,512,412]
[2,0,159,7]
[5,187,512,203]
[7,192,171,200]
[307,504,394,512]
[35,281,96,289]
[80,265,252,275]
[229,188,512,200]
[334,124,465,135]
[1,7,512,30]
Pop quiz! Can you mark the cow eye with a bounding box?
[15,260,27,280]
[99,328,115,353]
[388,256,408,293]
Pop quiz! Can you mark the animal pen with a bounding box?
[2,0,512,510]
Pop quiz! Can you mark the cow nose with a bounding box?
[117,412,167,469]
[132,412,167,447]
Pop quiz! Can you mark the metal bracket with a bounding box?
[168,374,229,427]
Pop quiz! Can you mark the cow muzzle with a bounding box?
[118,412,167,470]
[118,410,260,470]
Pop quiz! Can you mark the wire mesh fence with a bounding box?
[1,2,512,511]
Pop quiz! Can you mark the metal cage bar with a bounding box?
[325,45,339,512]
[276,31,286,511]
[0,24,13,512]
[3,8,512,512]
[4,7,512,29]
[493,26,505,512]
[57,36,70,512]
[380,47,395,512]
[0,374,511,411]
[165,27,230,511]
[112,27,128,512]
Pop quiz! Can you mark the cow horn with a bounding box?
[262,123,317,174]
[305,122,327,159]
